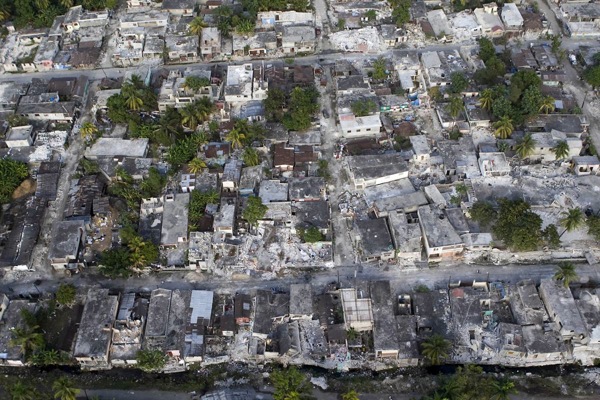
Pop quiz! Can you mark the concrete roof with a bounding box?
[346,153,408,181]
[145,289,173,338]
[253,290,290,336]
[161,193,190,246]
[539,279,588,339]
[417,205,463,248]
[355,218,394,258]
[289,283,313,317]
[0,300,37,362]
[387,210,422,254]
[501,3,524,27]
[85,138,149,158]
[427,9,451,37]
[48,220,84,260]
[288,177,325,201]
[370,281,399,352]
[259,180,288,203]
[73,289,119,358]
[292,200,330,230]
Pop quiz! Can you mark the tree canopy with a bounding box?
[0,158,29,204]
[493,199,542,251]
[282,86,320,131]
[243,196,267,227]
[351,99,378,117]
[136,349,167,372]
[271,367,311,400]
[55,284,76,307]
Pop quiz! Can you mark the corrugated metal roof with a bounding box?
[190,290,213,323]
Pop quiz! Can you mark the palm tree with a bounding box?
[188,16,207,36]
[554,262,579,288]
[226,128,246,150]
[0,9,10,22]
[188,158,207,174]
[552,140,569,160]
[122,84,143,111]
[242,147,260,166]
[559,207,584,237]
[35,0,49,11]
[539,96,556,114]
[490,379,517,400]
[479,89,493,111]
[10,381,37,400]
[80,122,98,140]
[341,390,360,400]
[179,104,201,130]
[10,327,44,358]
[446,96,463,124]
[127,74,144,89]
[493,116,514,139]
[515,133,535,158]
[421,334,450,365]
[235,18,255,35]
[193,98,215,121]
[52,377,80,400]
[59,0,74,8]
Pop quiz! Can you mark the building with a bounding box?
[160,193,190,247]
[501,3,524,30]
[5,125,35,147]
[188,232,213,271]
[17,102,77,122]
[288,177,325,202]
[234,293,252,325]
[417,205,464,260]
[259,180,288,203]
[222,159,243,192]
[162,0,195,15]
[48,220,86,271]
[538,279,589,344]
[279,25,316,54]
[339,114,382,138]
[571,156,600,176]
[426,9,452,41]
[478,152,511,177]
[370,281,399,359]
[73,289,119,370]
[85,138,149,160]
[353,218,395,262]
[387,210,422,261]
[184,290,214,364]
[224,64,268,104]
[110,293,148,366]
[119,11,169,29]
[0,299,36,366]
[201,27,221,60]
[474,4,505,37]
[339,287,373,331]
[253,290,289,338]
[289,284,313,320]
[346,154,409,190]
[165,35,200,63]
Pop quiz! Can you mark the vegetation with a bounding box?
[559,207,584,236]
[79,121,98,140]
[337,18,345,30]
[474,38,506,85]
[449,72,469,94]
[188,189,220,230]
[243,196,267,227]
[586,214,600,241]
[341,390,360,400]
[0,158,29,204]
[264,87,287,122]
[390,0,411,27]
[55,284,76,307]
[188,16,207,36]
[446,96,463,122]
[554,262,578,287]
[552,140,569,160]
[107,75,157,123]
[492,116,513,139]
[10,326,44,359]
[351,99,378,117]
[282,86,320,131]
[297,226,324,243]
[515,133,535,159]
[371,57,387,81]
[136,349,167,372]
[10,380,38,400]
[99,230,158,278]
[317,159,330,180]
[167,132,208,169]
[52,377,80,400]
[5,0,117,29]
[479,89,493,111]
[421,334,450,365]
[188,158,207,174]
[271,367,311,400]
[242,147,261,166]
[493,199,542,251]
[542,224,561,249]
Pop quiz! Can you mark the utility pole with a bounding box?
[582,90,590,109]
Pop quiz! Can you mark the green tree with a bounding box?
[106,94,131,124]
[449,72,468,94]
[493,199,542,251]
[140,167,166,198]
[337,18,346,30]
[490,379,517,400]
[271,367,311,400]
[99,247,133,278]
[0,158,29,204]
[283,86,319,131]
[183,76,210,92]
[446,96,463,122]
[127,236,159,271]
[539,96,555,114]
[52,377,79,400]
[55,284,76,307]
[341,390,360,400]
[225,128,246,149]
[509,70,541,104]
[235,18,255,34]
[264,87,286,122]
[59,0,74,8]
[542,224,561,249]
[242,147,260,166]
[10,327,44,359]
[554,262,578,288]
[10,381,37,400]
[491,95,514,120]
[421,334,450,365]
[520,85,543,117]
[584,66,600,89]
[587,214,600,241]
[372,57,387,81]
[492,116,513,139]
[469,201,496,228]
[188,158,207,174]
[167,135,201,168]
[298,226,324,243]
[188,16,207,36]
[390,0,410,27]
[79,121,98,140]
[122,83,144,111]
[479,89,493,111]
[551,140,569,160]
[364,10,376,21]
[136,349,167,372]
[559,207,584,237]
[351,99,378,117]
[515,133,535,158]
[478,37,495,62]
[243,196,267,227]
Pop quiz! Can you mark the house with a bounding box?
[214,198,236,236]
[110,293,148,366]
[339,287,373,331]
[370,281,399,359]
[222,159,243,192]
[253,290,290,338]
[161,193,190,247]
[35,161,61,200]
[380,25,406,47]
[256,11,314,29]
[336,75,371,96]
[288,177,325,202]
[353,218,395,261]
[531,44,560,71]
[232,32,277,57]
[188,232,213,271]
[17,102,77,122]
[47,76,90,105]
[417,205,463,260]
[474,4,505,37]
[165,35,200,63]
[61,5,83,32]
[234,293,252,325]
[0,198,45,270]
[224,64,268,104]
[184,290,214,364]
[201,27,221,60]
[426,9,453,41]
[539,279,589,344]
[450,11,482,40]
[48,220,86,271]
[5,125,35,147]
[292,200,330,235]
[528,131,582,162]
[464,98,491,128]
[85,138,149,160]
[339,114,382,139]
[410,135,431,165]
[259,180,288,203]
[387,210,422,261]
[157,69,216,112]
[279,25,316,54]
[33,36,60,71]
[478,152,511,177]
[571,156,600,176]
[69,48,102,69]
[273,143,295,172]
[0,299,37,366]
[289,284,313,320]
[501,3,524,30]
[162,0,195,15]
[73,289,119,370]
[0,82,29,111]
[119,11,169,29]
[346,154,409,190]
